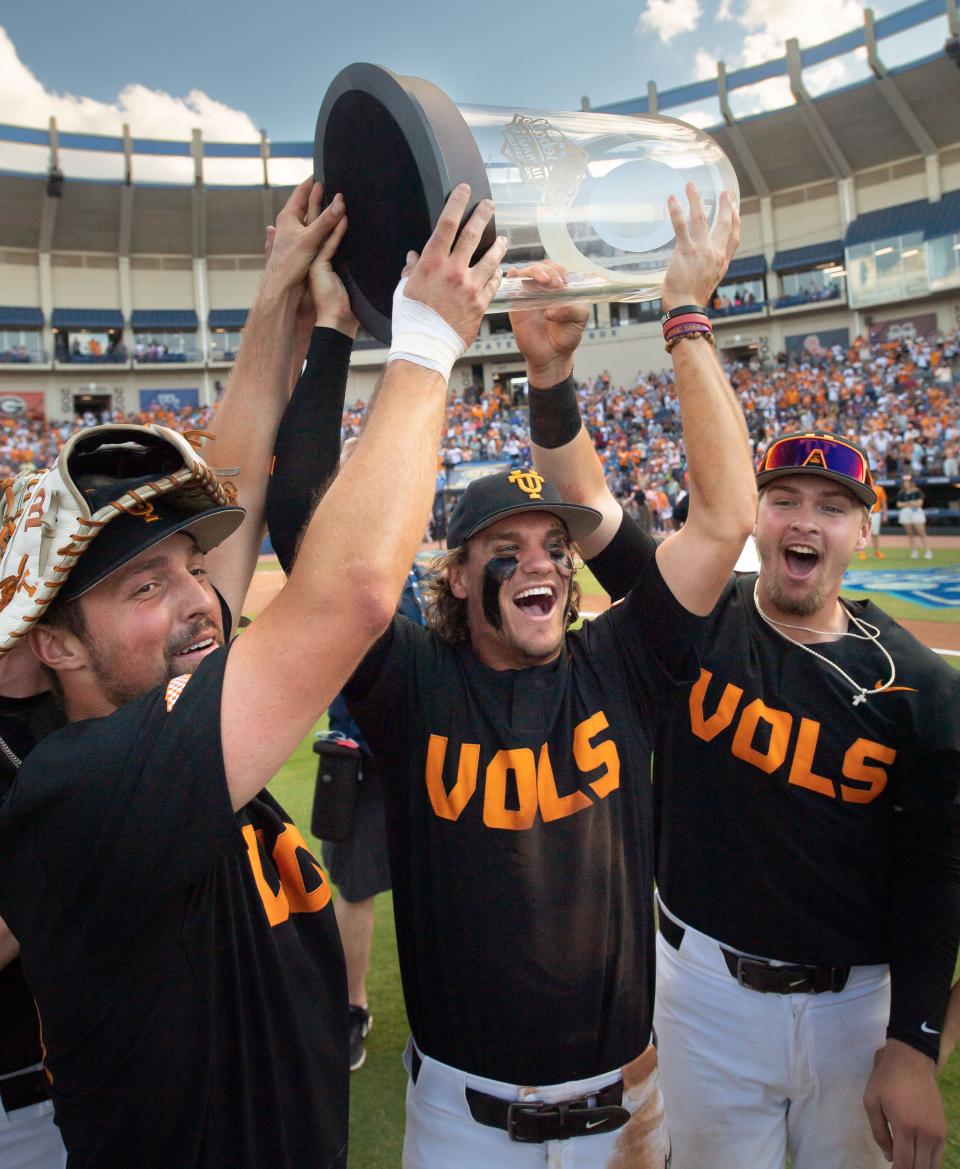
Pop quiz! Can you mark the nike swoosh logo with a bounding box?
[788,978,807,988]
[873,681,918,694]
[921,1021,941,1035]
[585,1118,608,1130]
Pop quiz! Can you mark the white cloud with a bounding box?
[637,0,703,44]
[677,108,718,129]
[0,26,260,141]
[0,25,274,183]
[724,0,865,46]
[694,49,719,80]
[705,0,867,116]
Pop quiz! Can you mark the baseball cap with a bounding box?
[756,430,877,508]
[0,424,244,654]
[60,495,242,600]
[446,468,602,549]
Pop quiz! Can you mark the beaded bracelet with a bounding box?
[665,331,716,354]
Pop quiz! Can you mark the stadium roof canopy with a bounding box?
[50,309,123,330]
[0,307,43,328]
[844,193,960,244]
[772,241,845,272]
[208,309,249,329]
[725,255,768,280]
[130,310,199,330]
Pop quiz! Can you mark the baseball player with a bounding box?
[0,184,505,1168]
[859,479,888,559]
[896,471,931,558]
[532,423,960,1169]
[0,172,353,1169]
[267,184,755,1167]
[0,646,67,1169]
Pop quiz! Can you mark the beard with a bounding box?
[86,619,223,708]
[762,570,828,618]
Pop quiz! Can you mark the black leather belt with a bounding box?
[410,1048,630,1143]
[658,912,850,995]
[0,1068,51,1113]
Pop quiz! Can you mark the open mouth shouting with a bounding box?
[513,584,558,619]
[782,543,821,581]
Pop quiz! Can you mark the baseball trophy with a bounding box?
[315,63,739,344]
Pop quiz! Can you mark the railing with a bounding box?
[0,349,47,364]
[707,301,767,319]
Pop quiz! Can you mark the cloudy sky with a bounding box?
[0,0,948,166]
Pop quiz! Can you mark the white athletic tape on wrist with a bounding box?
[387,277,465,381]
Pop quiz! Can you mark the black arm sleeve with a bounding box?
[586,510,657,603]
[887,805,960,1058]
[265,327,353,574]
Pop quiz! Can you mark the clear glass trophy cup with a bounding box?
[315,63,738,344]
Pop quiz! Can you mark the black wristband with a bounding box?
[528,375,582,450]
[660,304,709,324]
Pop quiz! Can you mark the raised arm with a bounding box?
[202,178,348,627]
[527,185,756,615]
[265,231,360,574]
[220,186,506,809]
[863,722,960,1169]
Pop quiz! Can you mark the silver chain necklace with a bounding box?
[752,580,896,706]
[0,734,21,770]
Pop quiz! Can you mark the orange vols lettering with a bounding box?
[243,824,290,926]
[690,669,743,741]
[242,822,331,927]
[483,748,538,830]
[731,699,792,774]
[537,743,593,822]
[425,735,479,821]
[270,823,331,914]
[573,710,621,799]
[788,718,836,798]
[841,739,897,804]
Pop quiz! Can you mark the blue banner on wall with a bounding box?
[843,567,960,609]
[139,388,200,411]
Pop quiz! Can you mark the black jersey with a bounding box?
[589,515,960,1060]
[896,485,924,508]
[0,691,62,1077]
[0,648,348,1169]
[344,536,703,1084]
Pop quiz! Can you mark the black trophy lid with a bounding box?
[314,63,494,344]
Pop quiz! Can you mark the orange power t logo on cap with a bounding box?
[509,469,545,500]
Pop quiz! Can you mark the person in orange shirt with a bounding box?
[859,481,889,560]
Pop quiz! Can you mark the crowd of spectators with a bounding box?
[0,403,214,478]
[0,346,34,364]
[711,288,760,312]
[2,327,958,538]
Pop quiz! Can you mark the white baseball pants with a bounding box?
[401,1039,671,1169]
[0,1069,66,1169]
[654,904,891,1169]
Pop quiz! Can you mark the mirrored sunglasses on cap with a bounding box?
[756,432,876,507]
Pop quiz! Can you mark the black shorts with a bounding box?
[320,757,391,903]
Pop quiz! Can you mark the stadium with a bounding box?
[2,5,960,1167]
[0,0,958,414]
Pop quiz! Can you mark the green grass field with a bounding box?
[268,540,960,1168]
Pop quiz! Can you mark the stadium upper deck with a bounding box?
[0,0,958,421]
